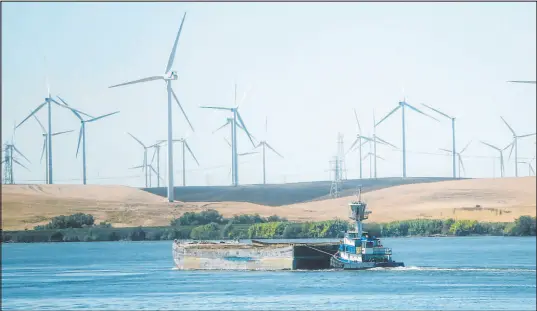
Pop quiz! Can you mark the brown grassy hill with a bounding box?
[1,177,535,230]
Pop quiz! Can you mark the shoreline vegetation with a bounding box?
[1,210,535,243]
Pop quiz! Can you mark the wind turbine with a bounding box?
[157,135,199,187]
[254,117,283,185]
[33,115,73,183]
[517,160,535,176]
[501,116,536,177]
[422,104,457,179]
[440,141,471,178]
[15,89,91,184]
[109,12,194,202]
[376,100,438,177]
[128,133,153,188]
[60,98,119,185]
[362,147,385,179]
[480,141,512,178]
[202,84,256,186]
[347,109,372,179]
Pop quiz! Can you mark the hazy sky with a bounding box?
[2,2,536,187]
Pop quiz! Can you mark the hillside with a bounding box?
[142,177,456,206]
[1,177,535,230]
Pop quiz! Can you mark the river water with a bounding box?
[2,236,535,310]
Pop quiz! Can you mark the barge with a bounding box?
[172,188,404,270]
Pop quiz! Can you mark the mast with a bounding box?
[349,186,370,237]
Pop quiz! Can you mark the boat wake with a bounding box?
[369,266,536,272]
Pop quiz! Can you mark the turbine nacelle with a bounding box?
[164,71,178,81]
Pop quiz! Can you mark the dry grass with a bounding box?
[2,177,535,230]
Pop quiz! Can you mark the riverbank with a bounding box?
[2,216,535,243]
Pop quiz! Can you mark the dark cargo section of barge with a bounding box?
[293,244,339,270]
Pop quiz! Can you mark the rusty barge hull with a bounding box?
[172,240,339,270]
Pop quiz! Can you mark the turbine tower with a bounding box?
[422,104,457,179]
[16,92,91,184]
[202,84,256,186]
[222,138,258,185]
[33,115,73,183]
[501,116,536,177]
[376,100,438,178]
[109,12,194,202]
[61,98,119,185]
[254,117,283,185]
[371,111,398,179]
[480,141,512,178]
[440,141,471,178]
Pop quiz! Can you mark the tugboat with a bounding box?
[330,187,405,270]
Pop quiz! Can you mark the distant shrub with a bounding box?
[171,209,224,226]
[34,213,95,230]
[449,220,478,236]
[50,231,64,242]
[129,227,146,241]
[505,216,536,236]
[190,223,221,240]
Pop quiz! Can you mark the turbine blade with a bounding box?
[86,111,120,123]
[375,136,398,149]
[346,137,360,154]
[33,115,46,133]
[57,96,94,119]
[375,105,401,127]
[508,141,515,160]
[480,141,500,151]
[502,142,513,151]
[52,130,74,136]
[109,76,163,89]
[459,157,466,175]
[171,88,195,132]
[165,12,187,73]
[421,103,452,119]
[76,126,83,158]
[460,141,472,154]
[353,108,362,133]
[265,142,284,158]
[127,133,146,148]
[439,148,453,154]
[13,158,30,171]
[517,133,536,138]
[13,146,30,163]
[224,138,232,148]
[239,151,258,157]
[16,102,47,129]
[237,84,254,108]
[130,165,145,170]
[40,139,46,163]
[236,111,255,147]
[362,153,370,161]
[404,102,439,122]
[151,147,157,164]
[199,106,233,111]
[507,81,536,84]
[185,142,200,166]
[213,120,231,134]
[500,116,516,136]
[375,155,386,161]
